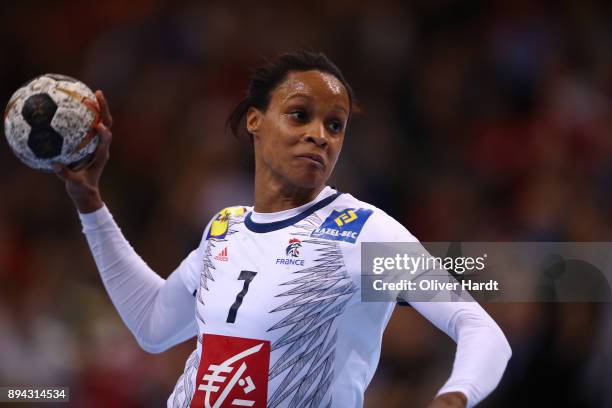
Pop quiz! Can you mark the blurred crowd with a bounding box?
[1,0,611,406]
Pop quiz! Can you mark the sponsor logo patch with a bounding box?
[191,334,270,408]
[207,207,247,240]
[311,208,373,243]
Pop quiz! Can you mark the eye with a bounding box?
[328,120,344,134]
[289,110,308,122]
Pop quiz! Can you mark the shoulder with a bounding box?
[314,192,419,244]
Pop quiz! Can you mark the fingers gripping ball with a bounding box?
[3,74,100,172]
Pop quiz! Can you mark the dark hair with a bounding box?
[226,51,357,139]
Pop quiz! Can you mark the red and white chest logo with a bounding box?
[214,247,229,262]
[191,334,270,408]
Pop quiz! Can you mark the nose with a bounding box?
[305,122,327,147]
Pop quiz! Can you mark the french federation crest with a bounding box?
[285,238,302,257]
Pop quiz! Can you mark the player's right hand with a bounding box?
[53,90,113,214]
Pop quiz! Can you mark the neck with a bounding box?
[254,169,325,213]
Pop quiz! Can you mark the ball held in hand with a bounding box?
[3,74,100,172]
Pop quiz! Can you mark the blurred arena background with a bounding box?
[1,0,612,406]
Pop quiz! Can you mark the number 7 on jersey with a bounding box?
[226,270,257,323]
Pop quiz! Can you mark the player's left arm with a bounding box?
[412,300,511,408]
[361,209,511,408]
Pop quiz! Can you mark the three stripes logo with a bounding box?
[214,247,229,262]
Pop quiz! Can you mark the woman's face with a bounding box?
[247,70,350,190]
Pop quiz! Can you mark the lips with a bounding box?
[297,153,325,167]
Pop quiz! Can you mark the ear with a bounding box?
[246,107,263,137]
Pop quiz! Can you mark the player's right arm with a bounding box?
[79,206,202,353]
[53,91,200,353]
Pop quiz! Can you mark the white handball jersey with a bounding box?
[168,187,417,408]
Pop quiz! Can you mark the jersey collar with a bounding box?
[245,190,343,233]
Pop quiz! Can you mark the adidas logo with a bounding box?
[214,247,228,262]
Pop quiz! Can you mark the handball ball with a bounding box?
[3,74,100,172]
